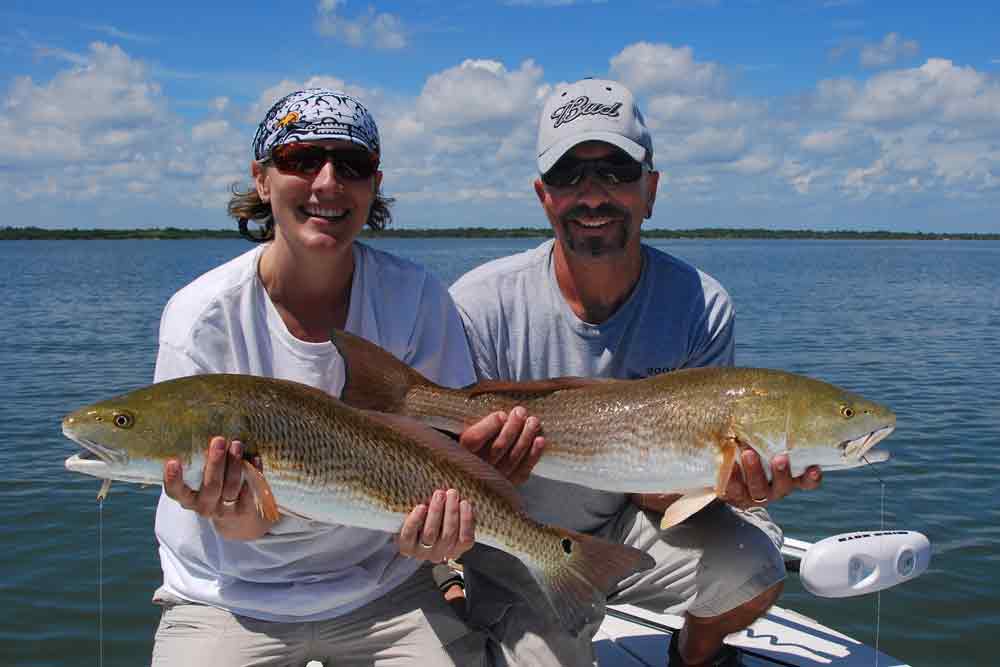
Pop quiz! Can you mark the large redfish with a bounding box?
[62,374,653,634]
[330,329,896,527]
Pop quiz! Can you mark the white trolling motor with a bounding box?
[782,530,931,597]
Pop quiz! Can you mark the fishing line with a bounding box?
[98,496,105,667]
[863,454,885,667]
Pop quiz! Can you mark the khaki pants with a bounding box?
[151,567,486,667]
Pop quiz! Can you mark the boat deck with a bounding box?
[597,603,910,666]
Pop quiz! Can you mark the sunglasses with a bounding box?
[264,143,379,180]
[541,153,644,188]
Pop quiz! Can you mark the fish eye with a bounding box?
[113,412,135,429]
[840,405,855,419]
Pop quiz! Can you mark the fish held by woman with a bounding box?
[329,328,896,528]
[61,373,654,635]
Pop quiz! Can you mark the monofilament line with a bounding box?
[863,454,884,667]
[99,497,105,667]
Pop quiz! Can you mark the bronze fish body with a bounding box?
[62,374,653,634]
[330,329,896,526]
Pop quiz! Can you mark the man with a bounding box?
[450,78,822,666]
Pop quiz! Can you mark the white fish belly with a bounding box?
[268,478,544,568]
[268,478,406,533]
[531,447,720,493]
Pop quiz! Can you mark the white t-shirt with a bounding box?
[153,242,475,622]
[450,239,735,532]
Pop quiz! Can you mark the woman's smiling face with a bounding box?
[253,139,382,255]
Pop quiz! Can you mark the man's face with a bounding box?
[535,141,658,260]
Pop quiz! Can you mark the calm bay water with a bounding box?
[2,237,998,666]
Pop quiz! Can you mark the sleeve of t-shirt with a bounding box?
[152,298,215,383]
[404,274,477,389]
[153,341,208,383]
[686,285,736,369]
[449,285,502,382]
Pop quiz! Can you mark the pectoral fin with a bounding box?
[242,460,280,522]
[660,488,717,529]
[659,441,739,529]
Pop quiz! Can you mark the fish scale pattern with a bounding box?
[397,366,895,494]
[200,375,567,563]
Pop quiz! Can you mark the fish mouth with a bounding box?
[840,425,894,463]
[61,426,128,466]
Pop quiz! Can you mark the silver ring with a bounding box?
[222,498,238,508]
[750,496,768,504]
[419,542,435,550]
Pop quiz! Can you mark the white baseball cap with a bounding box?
[536,78,654,174]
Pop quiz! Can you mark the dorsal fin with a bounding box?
[330,328,434,413]
[361,409,524,513]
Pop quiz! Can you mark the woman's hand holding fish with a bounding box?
[163,436,274,540]
[723,451,823,509]
[458,408,545,485]
[397,489,475,563]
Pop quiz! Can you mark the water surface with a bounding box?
[2,238,997,666]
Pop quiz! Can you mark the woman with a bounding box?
[149,89,494,666]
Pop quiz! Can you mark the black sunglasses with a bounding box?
[541,152,644,188]
[264,144,379,180]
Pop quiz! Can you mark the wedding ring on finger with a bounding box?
[750,495,769,505]
[419,542,435,550]
[222,497,238,508]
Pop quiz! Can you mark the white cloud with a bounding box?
[779,159,828,195]
[800,128,851,153]
[726,154,777,175]
[646,94,756,126]
[610,42,726,95]
[191,120,232,142]
[415,59,545,128]
[859,32,920,68]
[798,127,876,157]
[823,58,1000,124]
[4,38,1000,229]
[31,45,89,66]
[396,186,526,204]
[84,24,155,43]
[659,126,748,165]
[0,42,250,210]
[315,0,406,50]
[0,42,166,167]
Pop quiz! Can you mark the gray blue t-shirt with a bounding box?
[450,239,735,532]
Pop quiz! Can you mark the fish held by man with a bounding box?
[330,329,896,528]
[62,374,654,634]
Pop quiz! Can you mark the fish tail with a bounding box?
[529,528,655,635]
[330,329,435,414]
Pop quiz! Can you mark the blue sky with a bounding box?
[2,0,998,232]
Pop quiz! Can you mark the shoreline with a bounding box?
[2,226,998,241]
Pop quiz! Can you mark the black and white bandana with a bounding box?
[252,88,381,161]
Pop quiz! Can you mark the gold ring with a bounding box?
[419,542,435,550]
[751,496,768,504]
[222,498,238,507]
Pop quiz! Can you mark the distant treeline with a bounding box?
[2,226,998,241]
